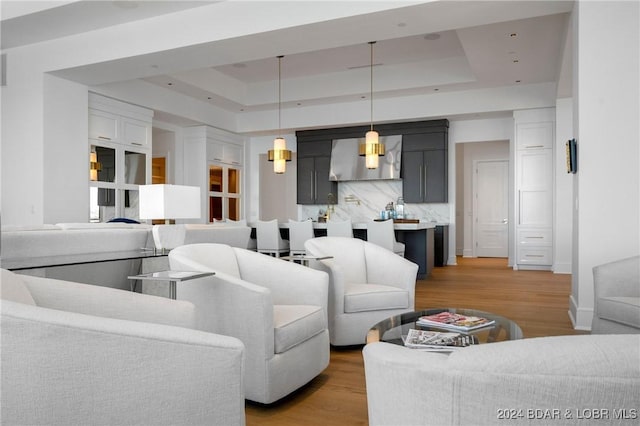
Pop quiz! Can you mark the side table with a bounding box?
[128,271,215,300]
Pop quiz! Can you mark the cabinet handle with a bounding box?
[517,190,521,225]
[423,165,428,200]
[419,166,424,200]
[97,136,111,140]
[525,236,544,239]
[525,254,545,258]
[131,142,142,146]
[314,171,318,201]
[525,145,544,149]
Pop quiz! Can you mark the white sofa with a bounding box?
[1,223,155,290]
[150,223,253,251]
[591,255,640,334]
[364,335,640,426]
[1,268,246,426]
[169,243,330,404]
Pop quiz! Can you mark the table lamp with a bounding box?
[139,184,201,252]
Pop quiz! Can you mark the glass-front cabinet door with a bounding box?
[208,163,241,222]
[90,143,149,222]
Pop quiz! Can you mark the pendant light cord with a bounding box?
[369,41,375,132]
[278,55,284,137]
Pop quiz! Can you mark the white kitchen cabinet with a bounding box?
[89,93,152,148]
[88,93,153,222]
[514,110,554,270]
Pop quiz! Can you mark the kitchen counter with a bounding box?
[276,221,436,231]
[253,220,435,278]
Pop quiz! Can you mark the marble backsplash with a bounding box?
[299,180,450,223]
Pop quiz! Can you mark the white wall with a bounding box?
[43,75,89,224]
[570,1,640,330]
[554,98,574,274]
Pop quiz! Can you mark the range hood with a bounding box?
[329,135,402,181]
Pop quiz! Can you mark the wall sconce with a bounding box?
[267,55,292,174]
[89,150,101,181]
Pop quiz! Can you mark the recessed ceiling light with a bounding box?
[297,103,302,106]
[240,108,244,112]
[510,33,518,38]
[424,33,441,41]
[361,95,366,99]
[207,97,212,100]
[513,59,519,63]
[167,82,173,86]
[434,88,440,91]
[150,64,159,69]
[397,22,407,27]
[515,80,521,83]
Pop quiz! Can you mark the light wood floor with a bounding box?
[245,257,585,426]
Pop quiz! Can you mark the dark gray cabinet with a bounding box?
[296,140,337,205]
[402,132,448,203]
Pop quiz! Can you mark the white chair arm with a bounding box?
[2,300,245,426]
[22,275,195,329]
[234,248,328,309]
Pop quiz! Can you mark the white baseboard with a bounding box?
[569,295,593,331]
[553,262,572,274]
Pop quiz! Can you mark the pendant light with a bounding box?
[268,55,292,174]
[359,41,385,169]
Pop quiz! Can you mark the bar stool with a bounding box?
[256,219,289,257]
[327,219,353,238]
[288,219,315,256]
[367,219,405,257]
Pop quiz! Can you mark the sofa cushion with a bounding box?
[273,304,325,354]
[344,283,409,313]
[0,269,36,306]
[597,296,640,328]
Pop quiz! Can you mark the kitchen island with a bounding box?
[274,220,436,278]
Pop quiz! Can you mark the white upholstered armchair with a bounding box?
[305,237,418,346]
[0,269,245,426]
[168,243,330,404]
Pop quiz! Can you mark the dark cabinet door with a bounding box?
[402,152,424,203]
[402,149,447,203]
[424,149,447,203]
[296,156,337,204]
[314,156,336,204]
[297,157,315,204]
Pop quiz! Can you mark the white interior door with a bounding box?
[474,160,509,257]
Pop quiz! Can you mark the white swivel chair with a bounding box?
[367,219,405,257]
[288,219,315,256]
[169,243,330,404]
[305,237,418,346]
[256,219,289,257]
[0,269,245,426]
[327,218,353,238]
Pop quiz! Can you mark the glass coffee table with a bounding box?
[366,308,523,345]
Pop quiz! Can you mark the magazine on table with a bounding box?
[403,329,478,351]
[416,311,495,331]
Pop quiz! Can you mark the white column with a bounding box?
[570,0,640,329]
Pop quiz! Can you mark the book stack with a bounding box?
[403,329,478,351]
[416,311,495,332]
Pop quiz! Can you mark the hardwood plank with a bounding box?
[246,257,585,426]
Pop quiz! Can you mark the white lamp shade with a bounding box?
[365,130,380,169]
[139,184,201,220]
